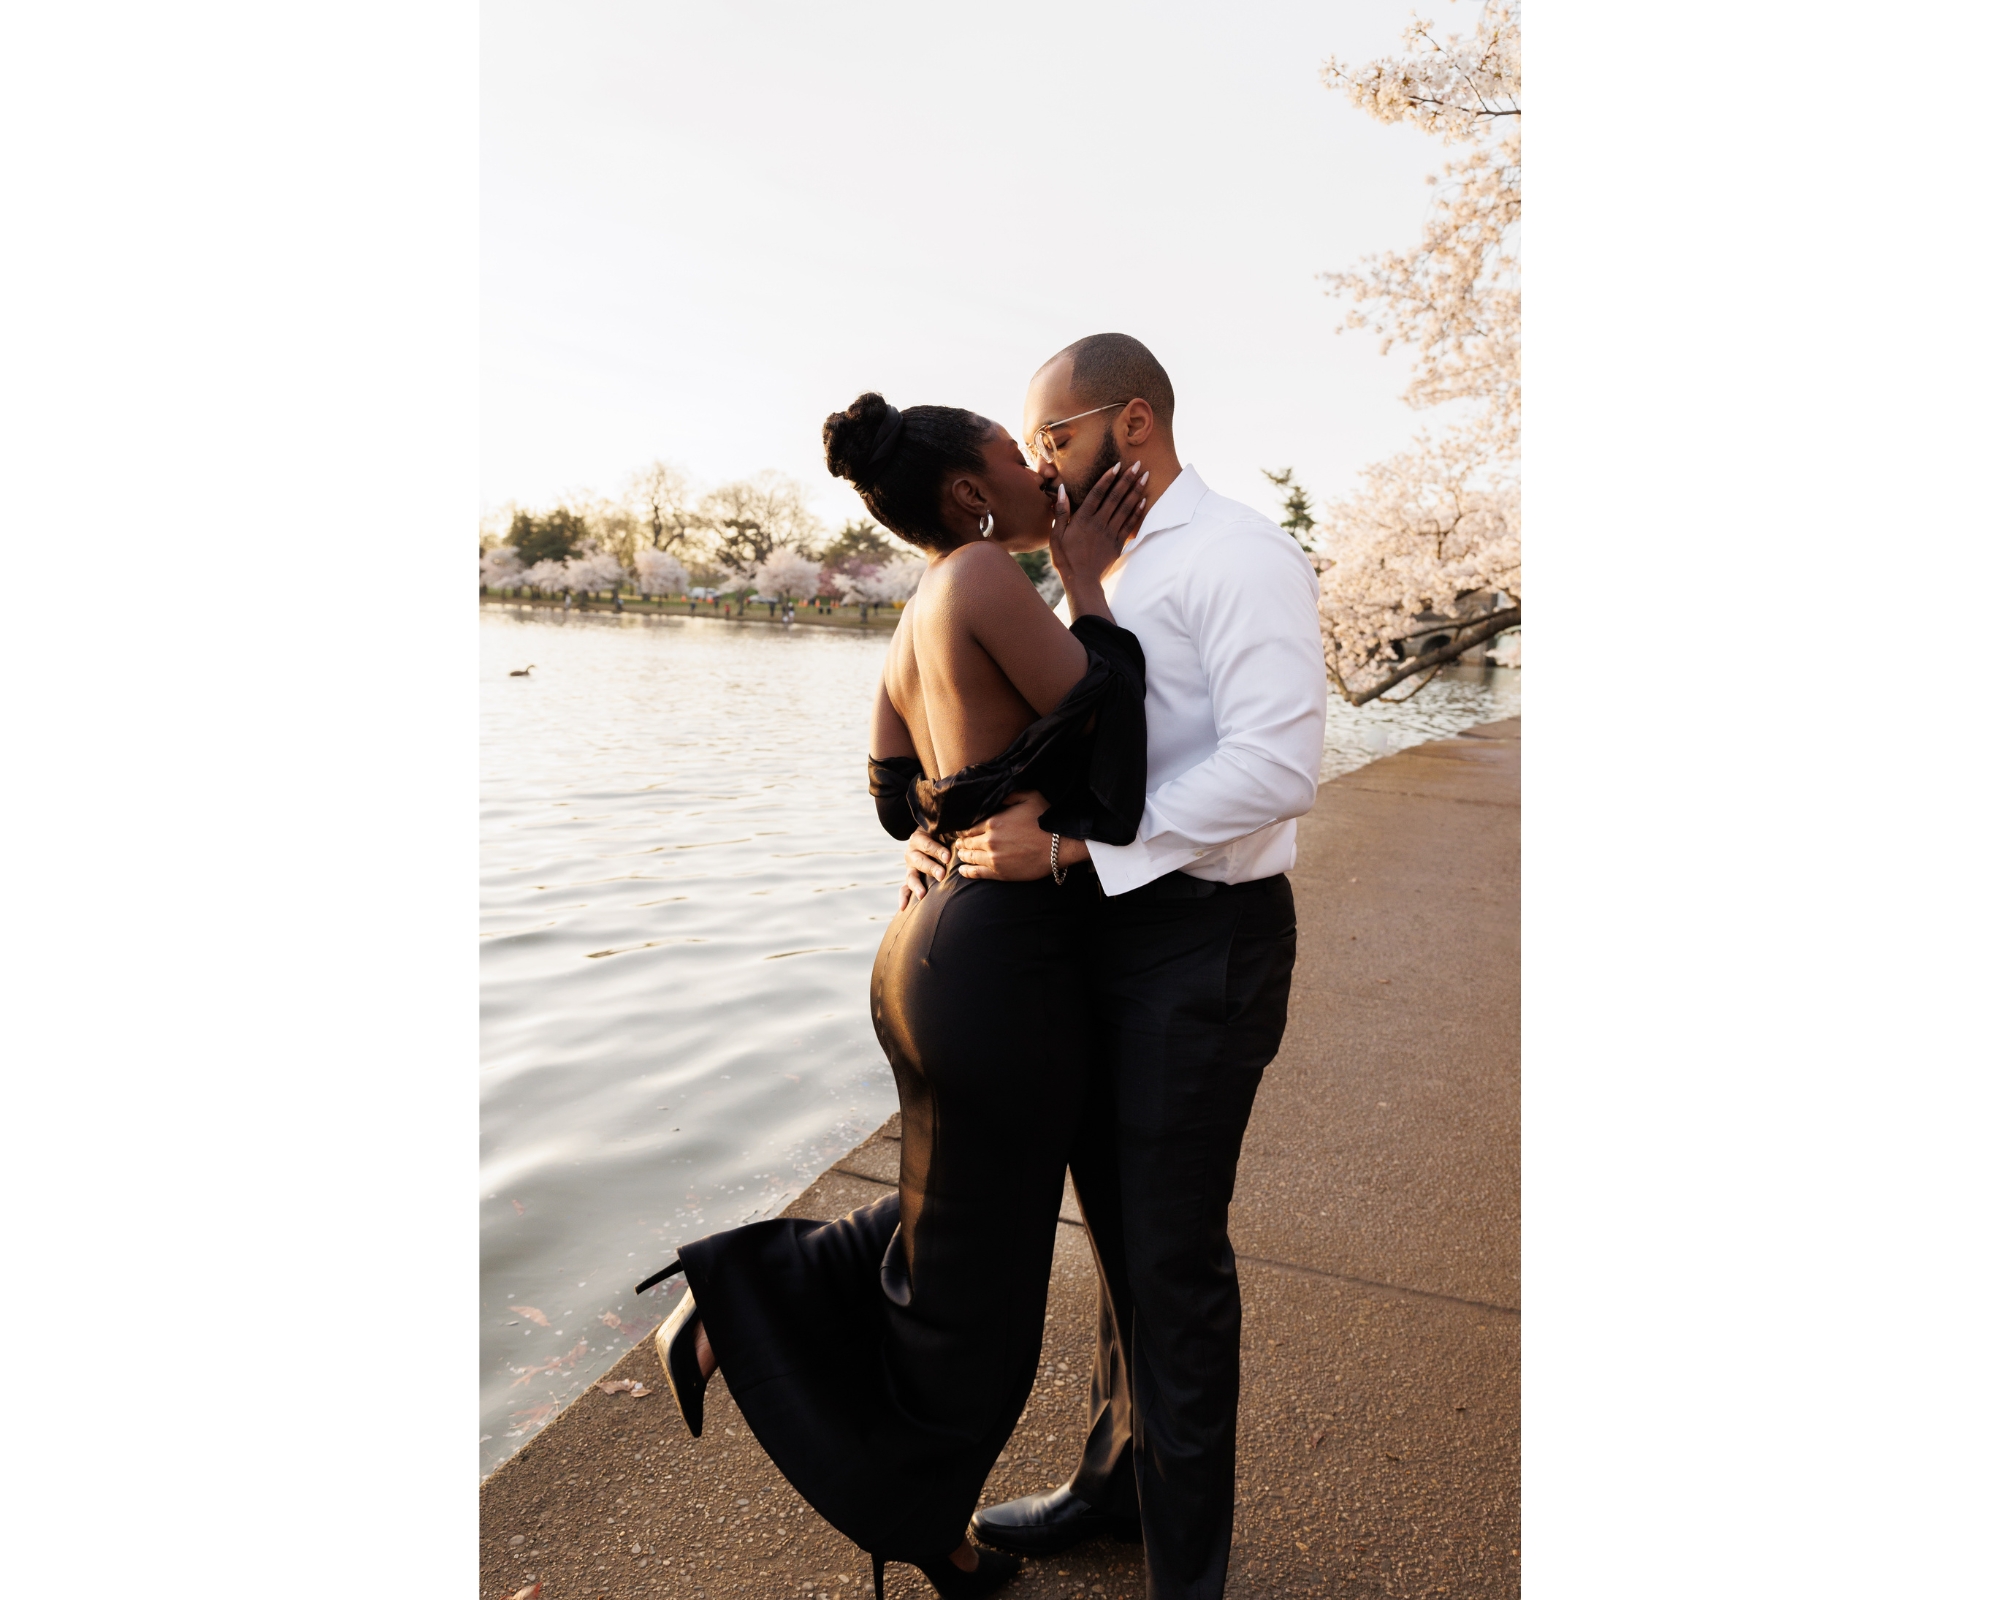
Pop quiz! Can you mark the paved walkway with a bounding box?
[480,718,1521,1600]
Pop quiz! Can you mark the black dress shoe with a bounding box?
[970,1486,1140,1557]
[652,1282,708,1438]
[871,1546,1022,1598]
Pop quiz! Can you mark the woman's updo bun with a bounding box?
[822,390,993,552]
[824,392,899,487]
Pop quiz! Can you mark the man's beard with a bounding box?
[1063,426,1122,505]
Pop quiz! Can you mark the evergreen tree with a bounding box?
[1012,549,1051,584]
[506,508,589,567]
[1260,468,1317,547]
[822,519,896,566]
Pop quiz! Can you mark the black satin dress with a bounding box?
[674,615,1146,1564]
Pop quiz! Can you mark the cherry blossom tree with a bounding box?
[520,558,569,595]
[633,547,688,597]
[820,520,893,600]
[831,560,877,601]
[1316,0,1521,704]
[481,545,524,591]
[562,547,627,596]
[837,556,924,606]
[750,546,822,610]
[876,557,926,603]
[1315,436,1520,704]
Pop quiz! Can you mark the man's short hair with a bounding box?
[1046,332,1174,426]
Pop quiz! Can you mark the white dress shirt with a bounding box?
[1065,464,1328,896]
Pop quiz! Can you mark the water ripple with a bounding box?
[481,609,901,1477]
[479,606,1520,1476]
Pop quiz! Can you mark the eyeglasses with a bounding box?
[1023,400,1132,466]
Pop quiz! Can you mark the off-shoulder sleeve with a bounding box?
[867,755,925,841]
[1034,614,1147,846]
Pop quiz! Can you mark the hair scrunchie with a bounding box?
[866,404,905,472]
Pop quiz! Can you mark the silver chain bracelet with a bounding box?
[1049,831,1068,886]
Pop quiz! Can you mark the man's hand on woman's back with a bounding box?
[956,792,1090,882]
[898,792,1088,904]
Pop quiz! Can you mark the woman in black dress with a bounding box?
[633,391,1150,1598]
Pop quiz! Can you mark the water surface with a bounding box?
[1320,660,1522,775]
[479,606,1518,1474]
[481,609,902,1477]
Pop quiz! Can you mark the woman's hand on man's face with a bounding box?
[1050,460,1148,587]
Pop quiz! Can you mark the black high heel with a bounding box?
[639,1259,708,1439]
[870,1545,1022,1599]
[634,1256,685,1296]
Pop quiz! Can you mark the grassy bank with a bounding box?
[480,592,903,631]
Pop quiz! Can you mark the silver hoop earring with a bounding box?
[977,512,994,539]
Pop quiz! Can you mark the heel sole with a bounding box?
[653,1297,706,1438]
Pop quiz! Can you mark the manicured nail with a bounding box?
[1140,471,1150,484]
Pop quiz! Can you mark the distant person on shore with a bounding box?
[912,334,1329,1600]
[636,389,1153,1599]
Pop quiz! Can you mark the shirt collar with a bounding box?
[1124,463,1207,554]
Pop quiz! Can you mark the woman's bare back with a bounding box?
[873,542,1090,781]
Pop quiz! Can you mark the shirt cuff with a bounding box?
[1085,833,1207,897]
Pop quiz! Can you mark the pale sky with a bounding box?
[482,0,1452,534]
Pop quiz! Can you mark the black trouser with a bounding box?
[1067,870,1298,1600]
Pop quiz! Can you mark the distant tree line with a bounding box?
[481,457,1399,643]
[481,460,1075,616]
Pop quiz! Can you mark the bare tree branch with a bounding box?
[1326,607,1520,708]
[1382,606,1512,646]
